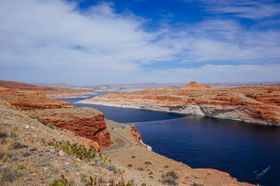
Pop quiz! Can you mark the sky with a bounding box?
[0,0,280,85]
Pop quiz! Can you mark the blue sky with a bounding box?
[0,0,280,85]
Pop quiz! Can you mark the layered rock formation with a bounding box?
[0,80,91,98]
[129,126,142,143]
[28,108,112,149]
[0,89,73,110]
[0,80,111,150]
[81,82,280,125]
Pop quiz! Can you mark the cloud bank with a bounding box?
[0,0,279,84]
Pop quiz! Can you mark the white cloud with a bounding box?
[0,0,279,84]
[210,2,280,19]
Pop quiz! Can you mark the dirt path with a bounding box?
[101,120,133,153]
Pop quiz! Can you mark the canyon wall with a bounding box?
[0,80,111,150]
[81,82,280,125]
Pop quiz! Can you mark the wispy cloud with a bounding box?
[183,0,280,19]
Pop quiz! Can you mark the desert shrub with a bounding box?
[191,183,204,186]
[84,175,134,186]
[10,132,17,138]
[118,175,134,186]
[0,151,11,162]
[107,163,117,173]
[161,171,179,186]
[0,132,8,138]
[144,161,152,165]
[52,174,75,186]
[54,140,97,161]
[131,155,136,159]
[137,167,144,171]
[9,142,28,149]
[163,171,179,179]
[0,167,23,184]
[127,164,132,167]
[17,163,28,170]
[84,175,101,186]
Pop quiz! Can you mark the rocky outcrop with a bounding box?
[129,126,142,143]
[181,81,212,90]
[28,108,112,149]
[0,80,112,150]
[81,82,280,125]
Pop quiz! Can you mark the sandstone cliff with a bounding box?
[28,108,112,148]
[0,80,111,150]
[81,82,280,125]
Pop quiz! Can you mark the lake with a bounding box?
[62,94,280,186]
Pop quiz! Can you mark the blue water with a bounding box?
[62,95,280,186]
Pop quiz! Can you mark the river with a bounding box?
[62,94,280,186]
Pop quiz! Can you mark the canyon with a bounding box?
[81,81,280,126]
[0,80,253,185]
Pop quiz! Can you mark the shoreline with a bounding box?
[102,118,253,186]
[78,99,275,126]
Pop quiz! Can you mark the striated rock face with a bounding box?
[81,82,280,125]
[28,108,112,149]
[0,80,112,150]
[129,126,142,143]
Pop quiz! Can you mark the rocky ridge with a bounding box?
[81,81,280,125]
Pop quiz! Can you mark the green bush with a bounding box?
[54,140,96,161]
[51,174,74,186]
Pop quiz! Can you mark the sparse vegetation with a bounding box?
[54,140,97,161]
[0,167,23,184]
[9,141,28,149]
[17,162,28,170]
[106,163,117,173]
[52,174,75,186]
[144,161,152,165]
[0,132,8,138]
[191,183,204,186]
[82,174,135,186]
[161,171,179,185]
[0,151,12,162]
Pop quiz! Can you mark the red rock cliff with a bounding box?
[28,108,112,149]
[0,80,112,150]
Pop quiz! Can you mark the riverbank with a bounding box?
[80,82,280,126]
